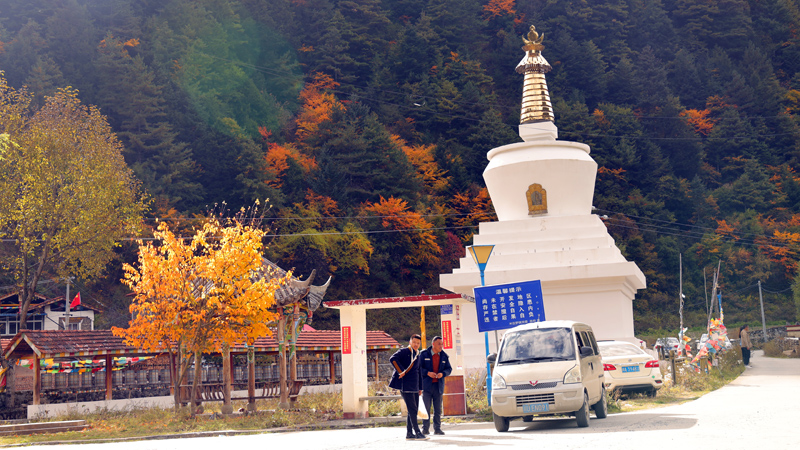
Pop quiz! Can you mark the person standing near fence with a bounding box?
[420,336,452,436]
[389,334,427,440]
[740,324,752,368]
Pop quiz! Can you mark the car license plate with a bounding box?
[522,402,549,413]
[622,365,640,373]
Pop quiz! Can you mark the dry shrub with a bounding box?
[465,369,491,419]
[763,338,800,358]
[367,381,401,417]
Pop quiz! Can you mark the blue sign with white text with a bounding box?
[474,280,545,332]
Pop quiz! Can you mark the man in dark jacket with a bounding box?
[419,336,452,435]
[389,334,427,440]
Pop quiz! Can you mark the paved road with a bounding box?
[28,350,799,449]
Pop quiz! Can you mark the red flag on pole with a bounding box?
[70,292,81,309]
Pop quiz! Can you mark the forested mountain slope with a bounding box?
[2,0,799,337]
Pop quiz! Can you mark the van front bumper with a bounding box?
[491,382,585,417]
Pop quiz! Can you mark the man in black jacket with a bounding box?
[389,334,427,440]
[419,336,452,435]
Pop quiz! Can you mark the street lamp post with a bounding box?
[468,244,495,406]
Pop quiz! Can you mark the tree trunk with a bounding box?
[190,350,203,416]
[221,344,233,414]
[247,347,255,412]
[172,347,193,412]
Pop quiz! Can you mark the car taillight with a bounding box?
[603,364,616,371]
[645,360,659,368]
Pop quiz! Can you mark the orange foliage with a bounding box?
[593,109,610,127]
[298,44,314,52]
[597,166,627,181]
[114,220,287,354]
[362,196,441,266]
[0,41,4,55]
[758,213,800,277]
[264,142,316,188]
[392,136,450,193]
[715,219,738,239]
[680,109,716,136]
[303,190,339,218]
[483,0,516,19]
[296,72,342,142]
[123,38,140,48]
[706,95,733,112]
[450,188,497,241]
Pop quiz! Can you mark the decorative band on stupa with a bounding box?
[516,25,554,124]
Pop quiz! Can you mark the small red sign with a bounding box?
[341,326,351,354]
[442,320,453,349]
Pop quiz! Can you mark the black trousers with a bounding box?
[422,388,443,432]
[402,392,422,436]
[742,347,751,365]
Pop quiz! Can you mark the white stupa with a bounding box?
[439,25,646,372]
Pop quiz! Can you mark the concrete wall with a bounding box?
[27,383,356,419]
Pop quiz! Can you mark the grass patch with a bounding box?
[0,391,346,446]
[608,346,744,414]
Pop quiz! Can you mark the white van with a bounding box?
[487,320,607,431]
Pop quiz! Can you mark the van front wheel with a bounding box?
[493,413,510,432]
[576,392,590,427]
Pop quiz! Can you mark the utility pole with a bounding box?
[679,253,684,348]
[758,280,767,344]
[64,277,71,330]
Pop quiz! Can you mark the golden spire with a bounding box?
[516,25,553,124]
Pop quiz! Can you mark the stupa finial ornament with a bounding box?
[516,25,554,124]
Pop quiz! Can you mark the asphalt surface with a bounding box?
[16,350,800,449]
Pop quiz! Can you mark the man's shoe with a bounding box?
[406,434,415,440]
[421,429,429,436]
[434,430,445,435]
[415,434,429,440]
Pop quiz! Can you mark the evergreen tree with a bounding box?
[95,34,202,210]
[308,102,421,206]
[633,46,672,111]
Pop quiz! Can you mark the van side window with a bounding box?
[579,331,595,355]
[575,332,584,349]
[587,332,599,355]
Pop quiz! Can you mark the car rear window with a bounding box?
[598,342,647,357]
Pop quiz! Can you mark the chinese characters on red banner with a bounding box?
[341,326,351,354]
[442,320,453,349]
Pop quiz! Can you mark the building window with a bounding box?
[0,314,45,336]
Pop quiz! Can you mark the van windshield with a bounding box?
[498,327,575,364]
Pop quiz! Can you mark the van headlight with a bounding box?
[563,365,582,384]
[492,373,506,390]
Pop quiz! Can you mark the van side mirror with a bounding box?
[579,346,593,358]
[487,353,497,363]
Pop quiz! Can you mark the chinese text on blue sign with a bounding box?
[474,280,545,332]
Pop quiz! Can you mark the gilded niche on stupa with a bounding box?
[516,25,553,124]
[526,183,547,216]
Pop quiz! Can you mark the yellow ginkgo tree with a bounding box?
[0,74,146,331]
[113,218,288,413]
